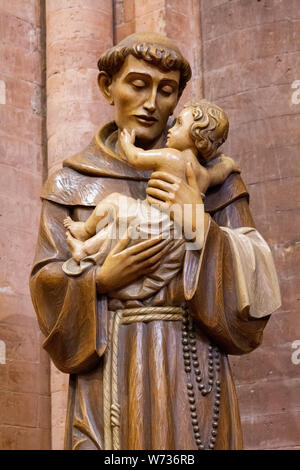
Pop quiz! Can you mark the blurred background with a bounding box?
[0,0,299,450]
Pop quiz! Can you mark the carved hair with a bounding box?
[98,40,192,98]
[184,100,229,161]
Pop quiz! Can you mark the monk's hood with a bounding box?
[63,121,151,181]
[41,121,248,212]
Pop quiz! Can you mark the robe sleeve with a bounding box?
[29,199,107,374]
[184,195,281,355]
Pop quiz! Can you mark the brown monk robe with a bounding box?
[30,121,274,450]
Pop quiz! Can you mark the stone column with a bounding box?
[115,0,203,107]
[0,0,51,450]
[46,0,114,173]
[45,0,114,449]
[164,0,203,106]
[200,0,300,449]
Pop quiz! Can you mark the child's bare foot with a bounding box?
[63,217,89,241]
[66,231,86,263]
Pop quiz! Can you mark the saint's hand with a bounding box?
[96,230,172,294]
[146,163,207,245]
[146,162,203,217]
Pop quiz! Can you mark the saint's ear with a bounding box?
[98,71,114,105]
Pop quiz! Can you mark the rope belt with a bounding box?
[120,305,185,324]
[103,306,186,450]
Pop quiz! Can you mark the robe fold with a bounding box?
[30,122,281,450]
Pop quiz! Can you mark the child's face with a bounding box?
[166,107,195,151]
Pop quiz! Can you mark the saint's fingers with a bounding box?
[123,235,163,256]
[146,196,169,210]
[133,238,170,262]
[150,171,180,184]
[111,227,131,254]
[146,186,173,202]
[147,178,176,192]
[137,243,171,270]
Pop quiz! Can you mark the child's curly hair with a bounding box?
[185,100,229,161]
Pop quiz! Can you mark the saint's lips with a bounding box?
[134,114,158,125]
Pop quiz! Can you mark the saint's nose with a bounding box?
[143,88,157,114]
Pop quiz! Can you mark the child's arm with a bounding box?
[207,154,240,187]
[119,128,166,171]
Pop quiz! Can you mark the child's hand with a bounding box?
[119,128,136,161]
[220,153,241,173]
[120,128,135,147]
[126,128,136,144]
[206,153,241,189]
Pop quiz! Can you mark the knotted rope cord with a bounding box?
[111,310,122,450]
[103,313,113,450]
[103,306,185,450]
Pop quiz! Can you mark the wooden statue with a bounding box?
[30,33,281,450]
[62,100,239,276]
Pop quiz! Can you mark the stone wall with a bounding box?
[0,0,299,450]
[200,0,300,449]
[0,0,51,450]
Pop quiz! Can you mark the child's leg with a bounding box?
[84,195,122,236]
[64,196,110,241]
[66,225,111,263]
[79,225,112,257]
[64,208,108,241]
[64,195,121,242]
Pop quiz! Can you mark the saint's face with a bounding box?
[110,55,180,147]
[166,107,195,151]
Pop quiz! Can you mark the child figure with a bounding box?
[63,99,239,288]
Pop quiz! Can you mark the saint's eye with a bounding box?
[160,84,174,96]
[131,79,146,88]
